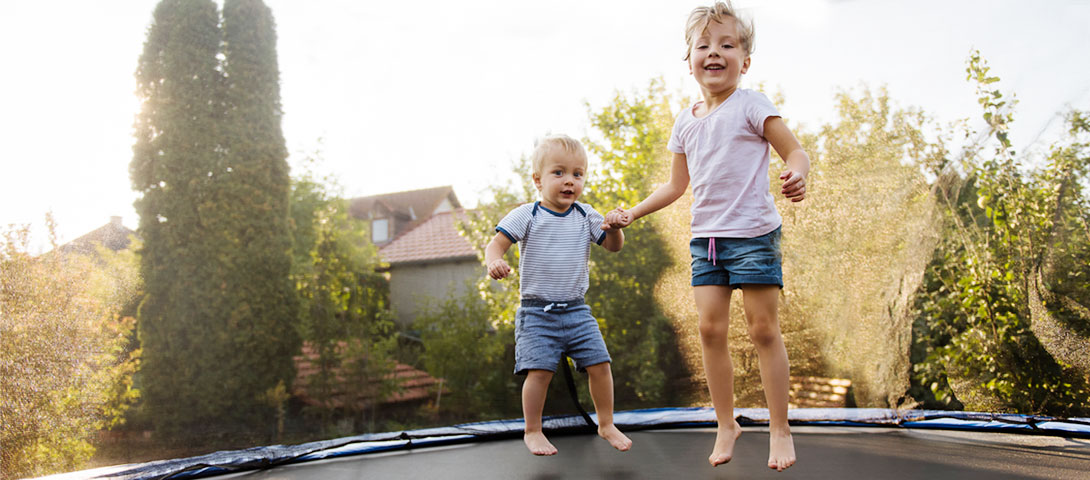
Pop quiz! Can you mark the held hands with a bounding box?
[488,259,512,280]
[780,169,807,202]
[601,208,634,231]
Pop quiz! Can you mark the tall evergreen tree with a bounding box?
[218,0,300,430]
[132,0,226,435]
[131,0,298,435]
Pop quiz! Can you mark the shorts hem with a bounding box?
[514,363,558,376]
[728,274,783,288]
[574,356,612,373]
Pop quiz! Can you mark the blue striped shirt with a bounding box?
[496,201,607,301]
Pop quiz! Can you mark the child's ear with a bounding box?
[741,55,751,74]
[532,173,542,190]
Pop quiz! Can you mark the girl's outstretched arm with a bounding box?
[603,152,690,229]
[764,116,810,202]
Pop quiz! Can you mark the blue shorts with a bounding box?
[690,226,783,288]
[514,299,611,375]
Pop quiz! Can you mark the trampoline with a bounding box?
[45,408,1090,480]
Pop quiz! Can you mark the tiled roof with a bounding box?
[349,186,459,223]
[293,341,444,409]
[378,210,477,265]
[58,217,137,256]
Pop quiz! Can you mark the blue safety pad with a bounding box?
[47,409,1090,480]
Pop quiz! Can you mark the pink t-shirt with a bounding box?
[667,88,782,238]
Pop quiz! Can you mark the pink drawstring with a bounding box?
[708,237,717,266]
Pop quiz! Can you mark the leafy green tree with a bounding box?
[910,52,1090,415]
[581,79,693,406]
[289,157,398,431]
[131,0,298,436]
[1,218,140,478]
[771,86,938,407]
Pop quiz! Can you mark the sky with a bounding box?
[2,0,1089,252]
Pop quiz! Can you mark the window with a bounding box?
[372,218,389,243]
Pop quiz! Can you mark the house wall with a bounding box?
[389,259,481,328]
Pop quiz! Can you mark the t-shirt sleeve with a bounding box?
[667,107,688,154]
[495,204,532,243]
[584,205,608,245]
[747,91,782,137]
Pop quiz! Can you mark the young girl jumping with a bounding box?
[604,1,809,472]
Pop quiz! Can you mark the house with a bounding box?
[349,186,462,246]
[350,187,482,328]
[57,216,136,256]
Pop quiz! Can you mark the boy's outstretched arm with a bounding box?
[602,152,690,230]
[764,116,810,202]
[601,228,624,252]
[485,233,514,280]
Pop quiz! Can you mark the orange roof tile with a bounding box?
[293,341,445,409]
[378,210,478,264]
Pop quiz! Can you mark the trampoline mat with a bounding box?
[220,426,1090,480]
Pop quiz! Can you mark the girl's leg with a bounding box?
[584,362,632,451]
[741,285,795,472]
[522,369,557,455]
[693,285,743,466]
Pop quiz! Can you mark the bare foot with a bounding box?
[767,428,796,472]
[524,431,558,456]
[598,424,632,452]
[709,420,743,466]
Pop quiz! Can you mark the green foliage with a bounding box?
[774,86,937,407]
[415,284,521,420]
[582,79,693,406]
[289,156,399,429]
[131,0,298,436]
[910,52,1090,415]
[1,218,141,478]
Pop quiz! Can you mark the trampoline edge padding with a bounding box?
[41,408,1090,480]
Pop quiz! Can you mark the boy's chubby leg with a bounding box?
[522,369,557,455]
[584,362,632,452]
[693,285,743,467]
[742,285,796,472]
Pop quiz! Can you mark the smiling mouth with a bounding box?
[561,190,574,195]
[705,64,725,71]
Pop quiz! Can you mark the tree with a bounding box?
[131,0,297,436]
[0,218,140,478]
[774,86,938,407]
[910,52,1090,415]
[581,79,694,406]
[218,0,300,431]
[289,156,398,431]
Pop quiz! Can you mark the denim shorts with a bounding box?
[514,299,611,375]
[690,226,783,288]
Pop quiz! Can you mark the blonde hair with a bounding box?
[530,134,588,177]
[683,1,755,60]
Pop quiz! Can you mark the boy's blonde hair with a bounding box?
[684,1,755,60]
[530,134,588,177]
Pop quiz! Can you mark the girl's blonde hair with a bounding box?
[683,1,755,60]
[531,134,587,177]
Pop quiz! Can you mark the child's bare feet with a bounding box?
[597,424,632,451]
[524,431,558,456]
[767,428,796,472]
[709,420,743,466]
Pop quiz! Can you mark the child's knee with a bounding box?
[747,320,780,347]
[525,369,554,383]
[699,318,730,343]
[584,361,612,377]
